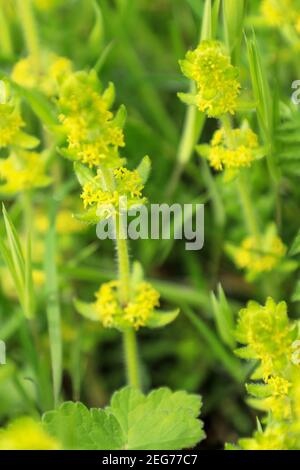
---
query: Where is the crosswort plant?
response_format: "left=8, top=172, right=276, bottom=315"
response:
left=1, top=0, right=300, bottom=452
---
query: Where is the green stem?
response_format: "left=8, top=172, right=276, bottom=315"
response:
left=101, top=167, right=141, bottom=389
left=0, top=7, right=13, bottom=58
left=115, top=213, right=130, bottom=305
left=115, top=214, right=140, bottom=388
left=221, top=115, right=260, bottom=240
left=123, top=328, right=140, bottom=389
left=237, top=171, right=260, bottom=240
left=166, top=95, right=205, bottom=197
left=17, top=0, right=40, bottom=72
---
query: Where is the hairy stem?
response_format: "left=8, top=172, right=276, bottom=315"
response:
left=221, top=114, right=260, bottom=240
left=123, top=328, right=140, bottom=389
left=101, top=167, right=141, bottom=389
left=115, top=213, right=130, bottom=305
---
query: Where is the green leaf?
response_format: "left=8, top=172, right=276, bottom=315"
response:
left=136, top=155, right=151, bottom=184
left=73, top=208, right=101, bottom=225
left=14, top=131, right=40, bottom=149
left=147, top=309, right=180, bottom=329
left=177, top=92, right=197, bottom=106
left=43, top=386, right=205, bottom=450
left=102, top=82, right=115, bottom=108
left=113, top=104, right=127, bottom=128
left=223, top=0, right=246, bottom=60
left=289, top=229, right=300, bottom=256
left=246, top=383, right=271, bottom=399
left=292, top=280, right=300, bottom=302
left=10, top=81, right=58, bottom=127
left=211, top=284, right=236, bottom=349
left=43, top=402, right=122, bottom=450
left=130, top=261, right=144, bottom=285
left=73, top=162, right=95, bottom=187
left=88, top=0, right=104, bottom=54
left=44, top=203, right=62, bottom=407
left=24, top=232, right=35, bottom=320
left=74, top=298, right=99, bottom=321
left=225, top=443, right=240, bottom=450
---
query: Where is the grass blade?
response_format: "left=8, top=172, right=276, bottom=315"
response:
left=44, top=202, right=62, bottom=407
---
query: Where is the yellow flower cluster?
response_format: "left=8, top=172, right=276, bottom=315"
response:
left=179, top=40, right=241, bottom=117
left=233, top=226, right=286, bottom=277
left=236, top=298, right=294, bottom=380
left=0, top=103, right=24, bottom=148
left=0, top=418, right=60, bottom=450
left=58, top=72, right=125, bottom=168
left=232, top=298, right=300, bottom=450
left=261, top=0, right=300, bottom=33
left=81, top=167, right=145, bottom=216
left=95, top=280, right=160, bottom=330
left=0, top=151, right=51, bottom=194
left=12, top=53, right=72, bottom=96
left=208, top=127, right=259, bottom=171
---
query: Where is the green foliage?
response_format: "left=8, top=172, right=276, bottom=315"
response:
left=0, top=205, right=35, bottom=319
left=43, top=387, right=205, bottom=450
left=230, top=297, right=300, bottom=450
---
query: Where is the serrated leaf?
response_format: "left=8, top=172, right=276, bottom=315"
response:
left=43, top=402, right=122, bottom=450
left=107, top=387, right=205, bottom=450
left=147, top=309, right=180, bottom=329
left=43, top=386, right=205, bottom=450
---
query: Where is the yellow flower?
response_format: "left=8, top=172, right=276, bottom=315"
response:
left=235, top=298, right=295, bottom=379
left=261, top=0, right=286, bottom=26
left=208, top=127, right=259, bottom=171
left=95, top=280, right=160, bottom=330
left=124, top=282, right=160, bottom=329
left=58, top=71, right=125, bottom=168
left=0, top=103, right=24, bottom=148
left=233, top=225, right=286, bottom=277
left=261, top=0, right=300, bottom=34
left=268, top=376, right=291, bottom=396
left=0, top=418, right=60, bottom=450
left=32, top=269, right=46, bottom=287
left=179, top=40, right=241, bottom=117
left=12, top=53, right=72, bottom=96
left=80, top=167, right=145, bottom=216
left=0, top=151, right=51, bottom=194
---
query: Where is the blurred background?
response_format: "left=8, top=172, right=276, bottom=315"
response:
left=0, top=0, right=300, bottom=449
